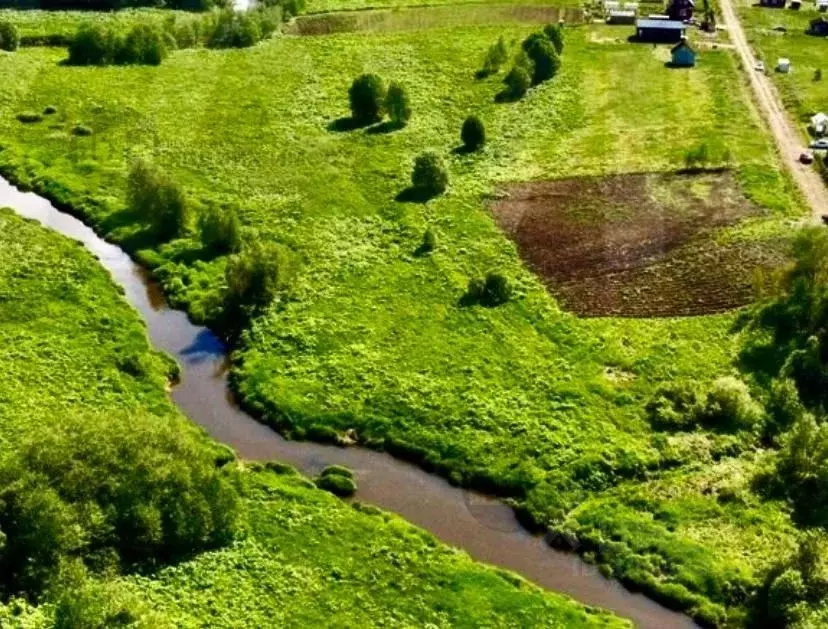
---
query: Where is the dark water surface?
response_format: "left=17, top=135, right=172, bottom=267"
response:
left=0, top=177, right=699, bottom=629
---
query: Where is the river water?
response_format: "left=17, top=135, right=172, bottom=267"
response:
left=0, top=176, right=698, bottom=629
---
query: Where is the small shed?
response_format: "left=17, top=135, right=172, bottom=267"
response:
left=635, top=18, right=687, bottom=42
left=810, top=17, right=828, bottom=35
left=671, top=38, right=697, bottom=66
left=789, top=0, right=801, bottom=10
left=812, top=113, right=828, bottom=136
left=776, top=57, right=791, bottom=72
left=608, top=9, right=637, bottom=23
left=760, top=0, right=786, bottom=7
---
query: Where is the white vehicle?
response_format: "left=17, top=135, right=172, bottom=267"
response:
left=754, top=60, right=765, bottom=72
left=810, top=138, right=828, bottom=150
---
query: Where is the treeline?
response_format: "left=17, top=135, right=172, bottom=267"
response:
left=0, top=0, right=228, bottom=11
left=0, top=412, right=240, bottom=601
left=65, top=8, right=282, bottom=65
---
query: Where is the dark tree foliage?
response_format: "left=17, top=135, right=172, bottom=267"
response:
left=0, top=415, right=240, bottom=597
left=0, top=20, right=19, bottom=52
left=385, top=81, right=411, bottom=127
left=482, top=272, right=511, bottom=306
left=198, top=202, right=242, bottom=255
left=68, top=23, right=167, bottom=66
left=524, top=35, right=560, bottom=84
left=502, top=65, right=531, bottom=100
left=36, top=0, right=222, bottom=10
left=543, top=23, right=564, bottom=55
left=478, top=36, right=508, bottom=77
left=348, top=74, right=385, bottom=125
left=411, top=152, right=448, bottom=197
left=461, top=115, right=486, bottom=151
left=225, top=240, right=290, bottom=310
left=421, top=228, right=436, bottom=253
left=127, top=158, right=189, bottom=240
left=208, top=10, right=264, bottom=49
left=749, top=228, right=828, bottom=410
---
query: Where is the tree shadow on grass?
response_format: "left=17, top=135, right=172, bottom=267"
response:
left=395, top=187, right=438, bottom=204
left=366, top=120, right=404, bottom=135
left=327, top=116, right=375, bottom=133
left=451, top=144, right=477, bottom=156
left=494, top=90, right=522, bottom=104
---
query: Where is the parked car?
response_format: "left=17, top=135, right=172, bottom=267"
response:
left=810, top=138, right=828, bottom=150
left=754, top=60, right=765, bottom=72
left=800, top=151, right=815, bottom=164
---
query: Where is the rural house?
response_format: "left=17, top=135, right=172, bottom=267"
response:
left=667, top=0, right=695, bottom=21
left=809, top=16, right=828, bottom=35
left=671, top=38, right=697, bottom=66
left=759, top=0, right=786, bottom=7
left=635, top=18, right=687, bottom=42
left=790, top=0, right=801, bottom=10
left=608, top=9, right=637, bottom=23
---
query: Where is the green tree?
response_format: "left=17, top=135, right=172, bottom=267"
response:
left=524, top=36, right=560, bottom=84
left=461, top=115, right=486, bottom=151
left=482, top=272, right=511, bottom=306
left=225, top=240, right=290, bottom=309
left=348, top=74, right=386, bottom=125
left=116, top=23, right=168, bottom=66
left=0, top=21, right=20, bottom=52
left=480, top=36, right=509, bottom=76
left=543, top=23, right=564, bottom=54
left=502, top=65, right=531, bottom=100
left=127, top=158, right=189, bottom=240
left=411, top=152, right=448, bottom=197
left=67, top=24, right=117, bottom=66
left=385, top=82, right=411, bottom=127
left=198, top=203, right=242, bottom=254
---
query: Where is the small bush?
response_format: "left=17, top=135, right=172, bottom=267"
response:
left=67, top=24, right=117, bottom=66
left=461, top=115, right=486, bottom=151
left=698, top=376, right=764, bottom=432
left=71, top=124, right=93, bottom=136
left=208, top=10, right=264, bottom=49
left=43, top=105, right=57, bottom=115
left=385, top=81, right=411, bottom=127
left=502, top=65, right=531, bottom=100
left=0, top=21, right=20, bottom=52
left=16, top=112, right=42, bottom=124
left=482, top=272, right=511, bottom=306
left=767, top=569, right=807, bottom=626
left=198, top=202, right=242, bottom=254
left=479, top=36, right=508, bottom=76
left=349, top=73, right=385, bottom=125
left=320, top=465, right=354, bottom=479
left=684, top=143, right=710, bottom=170
left=315, top=473, right=357, bottom=497
left=465, top=277, right=485, bottom=302
left=646, top=381, right=702, bottom=431
left=224, top=240, right=290, bottom=309
left=411, top=152, right=448, bottom=197
left=127, top=158, right=189, bottom=240
left=116, top=24, right=168, bottom=66
left=814, top=68, right=822, bottom=82
left=420, top=228, right=436, bottom=253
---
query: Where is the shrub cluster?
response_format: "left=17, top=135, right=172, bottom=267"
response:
left=498, top=24, right=564, bottom=102
left=198, top=202, right=242, bottom=255
left=224, top=239, right=291, bottom=311
left=477, top=36, right=508, bottom=78
left=348, top=74, right=411, bottom=127
left=0, top=20, right=20, bottom=52
left=208, top=9, right=279, bottom=49
left=461, top=115, right=486, bottom=151
left=411, top=152, right=448, bottom=198
left=0, top=414, right=240, bottom=597
left=68, top=23, right=168, bottom=66
left=127, top=157, right=189, bottom=240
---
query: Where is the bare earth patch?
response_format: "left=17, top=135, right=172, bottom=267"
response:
left=491, top=171, right=787, bottom=317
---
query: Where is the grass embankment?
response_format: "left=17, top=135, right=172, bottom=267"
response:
left=0, top=16, right=809, bottom=625
left=0, top=208, right=627, bottom=627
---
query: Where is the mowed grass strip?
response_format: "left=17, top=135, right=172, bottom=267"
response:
left=0, top=21, right=806, bottom=624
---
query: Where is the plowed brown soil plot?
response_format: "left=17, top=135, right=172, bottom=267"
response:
left=491, top=171, right=786, bottom=317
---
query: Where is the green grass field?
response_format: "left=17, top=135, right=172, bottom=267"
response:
left=0, top=207, right=627, bottom=628
left=0, top=14, right=812, bottom=626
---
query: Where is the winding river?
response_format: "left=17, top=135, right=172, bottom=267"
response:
left=0, top=176, right=698, bottom=629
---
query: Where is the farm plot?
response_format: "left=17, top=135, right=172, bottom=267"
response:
left=491, top=171, right=786, bottom=316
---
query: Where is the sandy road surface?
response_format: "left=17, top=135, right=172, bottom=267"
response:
left=718, top=0, right=828, bottom=222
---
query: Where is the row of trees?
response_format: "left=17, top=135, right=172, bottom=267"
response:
left=482, top=24, right=564, bottom=102
left=67, top=8, right=281, bottom=66
left=5, top=0, right=227, bottom=11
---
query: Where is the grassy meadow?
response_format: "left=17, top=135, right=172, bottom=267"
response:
left=0, top=207, right=627, bottom=628
left=0, top=11, right=813, bottom=626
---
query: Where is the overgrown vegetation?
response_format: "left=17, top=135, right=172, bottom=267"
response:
left=0, top=208, right=626, bottom=628
left=0, top=19, right=19, bottom=51
left=0, top=17, right=812, bottom=626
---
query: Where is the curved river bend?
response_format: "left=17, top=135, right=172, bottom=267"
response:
left=0, top=177, right=698, bottom=629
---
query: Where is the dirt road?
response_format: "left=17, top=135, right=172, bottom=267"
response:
left=718, top=0, right=828, bottom=222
